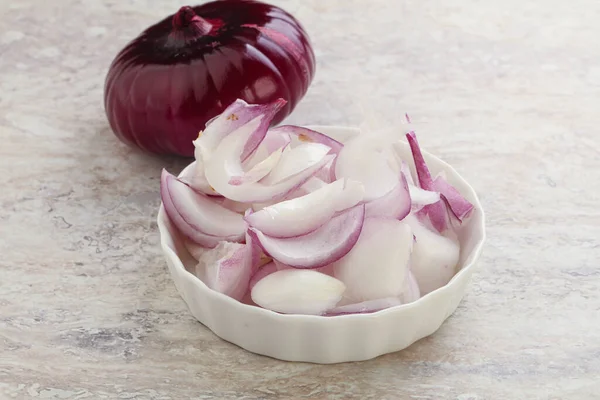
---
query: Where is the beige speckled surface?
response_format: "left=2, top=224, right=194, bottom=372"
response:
left=1, top=0, right=599, bottom=399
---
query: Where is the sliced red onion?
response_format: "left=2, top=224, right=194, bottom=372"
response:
left=283, top=177, right=328, bottom=200
left=404, top=214, right=460, bottom=295
left=178, top=160, right=217, bottom=196
left=335, top=135, right=399, bottom=201
left=325, top=297, right=402, bottom=316
left=409, top=185, right=441, bottom=210
left=229, top=143, right=288, bottom=186
left=245, top=179, right=365, bottom=238
left=248, top=261, right=278, bottom=291
left=260, top=143, right=331, bottom=185
left=364, top=173, right=410, bottom=220
left=250, top=269, right=346, bottom=315
left=193, top=98, right=286, bottom=163
left=400, top=269, right=421, bottom=304
left=405, top=131, right=447, bottom=233
left=433, top=176, right=474, bottom=221
left=242, top=130, right=291, bottom=171
left=269, top=125, right=344, bottom=153
left=160, top=169, right=244, bottom=247
left=250, top=204, right=365, bottom=269
left=202, top=242, right=253, bottom=301
left=333, top=218, right=413, bottom=303
left=162, top=169, right=245, bottom=237
left=207, top=140, right=335, bottom=203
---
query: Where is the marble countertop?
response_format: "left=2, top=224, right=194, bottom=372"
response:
left=1, top=0, right=599, bottom=399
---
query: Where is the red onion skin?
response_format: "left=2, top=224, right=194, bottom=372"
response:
left=104, top=1, right=316, bottom=157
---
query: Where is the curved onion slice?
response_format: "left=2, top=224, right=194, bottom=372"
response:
left=409, top=185, right=440, bottom=209
left=229, top=143, right=288, bottom=186
left=251, top=269, right=346, bottom=315
left=365, top=173, right=410, bottom=220
left=160, top=170, right=245, bottom=247
left=400, top=269, right=421, bottom=304
left=260, top=143, right=331, bottom=185
left=404, top=215, right=459, bottom=295
left=248, top=261, right=278, bottom=291
left=270, top=125, right=344, bottom=183
left=193, top=98, right=286, bottom=163
left=333, top=218, right=413, bottom=303
left=283, top=177, right=328, bottom=200
left=250, top=204, right=365, bottom=269
left=242, top=130, right=291, bottom=170
left=179, top=160, right=217, bottom=196
left=325, top=297, right=402, bottom=316
left=433, top=176, right=474, bottom=221
left=269, top=125, right=343, bottom=153
left=405, top=131, right=448, bottom=232
left=206, top=123, right=335, bottom=202
left=245, top=179, right=365, bottom=238
left=335, top=135, right=399, bottom=201
left=200, top=241, right=252, bottom=301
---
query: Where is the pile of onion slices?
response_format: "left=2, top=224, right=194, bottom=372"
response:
left=160, top=98, right=475, bottom=316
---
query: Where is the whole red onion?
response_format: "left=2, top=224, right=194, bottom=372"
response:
left=104, top=0, right=316, bottom=157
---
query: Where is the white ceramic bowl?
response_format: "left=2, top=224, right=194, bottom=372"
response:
left=157, top=126, right=486, bottom=364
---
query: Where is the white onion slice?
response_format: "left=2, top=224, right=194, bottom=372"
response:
left=248, top=261, right=278, bottom=291
left=269, top=125, right=343, bottom=153
left=160, top=169, right=245, bottom=247
left=405, top=131, right=448, bottom=233
left=179, top=160, right=216, bottom=196
left=364, top=173, right=410, bottom=220
left=193, top=98, right=286, bottom=163
left=250, top=204, right=365, bottom=269
left=251, top=269, right=346, bottom=315
left=269, top=125, right=344, bottom=182
left=245, top=179, right=365, bottom=238
left=260, top=143, right=331, bottom=185
left=404, top=215, right=459, bottom=295
left=229, top=144, right=288, bottom=186
left=326, top=297, right=402, bottom=316
left=335, top=135, right=399, bottom=201
left=206, top=123, right=335, bottom=202
left=409, top=185, right=440, bottom=209
left=333, top=218, right=413, bottom=303
left=433, top=176, right=474, bottom=221
left=201, top=241, right=252, bottom=301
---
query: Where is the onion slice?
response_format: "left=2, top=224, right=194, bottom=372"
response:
left=325, top=297, right=402, bottom=316
left=404, top=214, right=459, bottom=295
left=248, top=261, right=278, bottom=291
left=193, top=98, right=286, bottom=162
left=335, top=135, right=399, bottom=201
left=250, top=204, right=365, bottom=269
left=260, top=143, right=331, bottom=185
left=229, top=143, right=288, bottom=186
left=333, top=218, right=413, bottom=303
left=405, top=131, right=448, bottom=232
left=205, top=121, right=335, bottom=202
left=245, top=179, right=365, bottom=238
left=160, top=169, right=245, bottom=247
left=364, top=173, right=410, bottom=220
left=251, top=269, right=346, bottom=315
left=201, top=241, right=253, bottom=301
left=433, top=176, right=474, bottom=221
left=270, top=125, right=344, bottom=182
